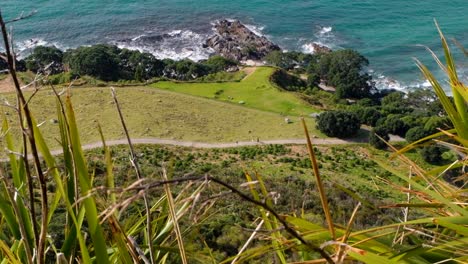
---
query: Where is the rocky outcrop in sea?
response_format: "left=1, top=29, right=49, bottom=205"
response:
left=204, top=20, right=281, bottom=61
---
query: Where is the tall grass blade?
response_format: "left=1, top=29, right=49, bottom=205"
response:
left=244, top=171, right=287, bottom=263
left=0, top=239, right=21, bottom=264
left=29, top=98, right=92, bottom=262
left=98, top=124, right=116, bottom=205
left=435, top=21, right=468, bottom=127
left=64, top=94, right=110, bottom=263
left=162, top=168, right=188, bottom=264
left=301, top=118, right=335, bottom=239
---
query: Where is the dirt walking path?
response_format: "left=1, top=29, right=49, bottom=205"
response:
left=44, top=135, right=404, bottom=156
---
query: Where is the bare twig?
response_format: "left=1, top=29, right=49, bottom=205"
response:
left=0, top=11, right=48, bottom=263
left=232, top=218, right=265, bottom=264
left=106, top=174, right=333, bottom=262
left=111, top=87, right=155, bottom=264
left=5, top=10, right=37, bottom=24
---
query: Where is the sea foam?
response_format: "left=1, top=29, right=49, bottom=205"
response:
left=114, top=29, right=213, bottom=61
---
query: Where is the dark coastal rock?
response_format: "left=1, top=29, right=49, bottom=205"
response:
left=311, top=43, right=332, bottom=54
left=205, top=20, right=281, bottom=61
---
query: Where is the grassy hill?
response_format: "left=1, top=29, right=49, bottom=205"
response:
left=151, top=67, right=318, bottom=116
left=1, top=86, right=321, bottom=151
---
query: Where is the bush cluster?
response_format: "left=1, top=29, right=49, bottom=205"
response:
left=23, top=45, right=238, bottom=82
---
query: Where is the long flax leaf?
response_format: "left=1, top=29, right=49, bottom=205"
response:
left=244, top=171, right=287, bottom=264
left=301, top=118, right=335, bottom=239
left=64, top=94, right=110, bottom=263
left=435, top=21, right=468, bottom=127
left=255, top=172, right=287, bottom=262
left=31, top=104, right=91, bottom=263
left=162, top=169, right=188, bottom=264
left=415, top=61, right=468, bottom=140
left=0, top=239, right=21, bottom=264
left=2, top=118, right=35, bottom=247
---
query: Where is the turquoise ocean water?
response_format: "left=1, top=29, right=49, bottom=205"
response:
left=2, top=0, right=467, bottom=90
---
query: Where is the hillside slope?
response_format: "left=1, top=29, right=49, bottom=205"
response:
left=152, top=67, right=317, bottom=116
left=1, top=87, right=320, bottom=150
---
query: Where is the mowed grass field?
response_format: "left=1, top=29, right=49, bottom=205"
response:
left=152, top=67, right=318, bottom=116
left=0, top=86, right=321, bottom=151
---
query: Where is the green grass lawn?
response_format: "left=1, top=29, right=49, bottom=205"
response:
left=0, top=86, right=321, bottom=151
left=151, top=67, right=318, bottom=116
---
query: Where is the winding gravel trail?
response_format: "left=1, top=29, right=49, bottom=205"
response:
left=46, top=135, right=403, bottom=156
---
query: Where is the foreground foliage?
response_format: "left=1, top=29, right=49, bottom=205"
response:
left=0, top=13, right=465, bottom=264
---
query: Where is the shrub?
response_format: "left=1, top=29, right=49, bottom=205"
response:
left=119, top=49, right=165, bottom=80
left=382, top=114, right=409, bottom=136
left=419, top=145, right=446, bottom=164
left=265, top=51, right=316, bottom=71
left=316, top=49, right=373, bottom=99
left=405, top=126, right=430, bottom=143
left=353, top=106, right=382, bottom=126
left=65, top=44, right=120, bottom=81
left=316, top=110, right=360, bottom=138
left=270, top=69, right=307, bottom=92
left=25, top=45, right=64, bottom=74
left=203, top=55, right=238, bottom=72
left=369, top=126, right=390, bottom=149
left=163, top=59, right=211, bottom=80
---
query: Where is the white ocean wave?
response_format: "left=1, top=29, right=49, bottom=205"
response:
left=245, top=24, right=265, bottom=37
left=114, top=29, right=214, bottom=61
left=373, top=73, right=444, bottom=92
left=318, top=26, right=332, bottom=35
left=14, top=38, right=68, bottom=59
left=301, top=41, right=331, bottom=54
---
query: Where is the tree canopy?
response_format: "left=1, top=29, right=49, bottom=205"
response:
left=316, top=110, right=360, bottom=138
left=25, top=46, right=64, bottom=74
left=369, top=126, right=390, bottom=149
left=65, top=44, right=120, bottom=81
left=315, top=49, right=373, bottom=99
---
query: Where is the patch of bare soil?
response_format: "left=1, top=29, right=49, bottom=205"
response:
left=0, top=74, right=15, bottom=93
left=241, top=67, right=257, bottom=79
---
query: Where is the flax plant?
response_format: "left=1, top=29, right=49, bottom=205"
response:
left=233, top=24, right=467, bottom=263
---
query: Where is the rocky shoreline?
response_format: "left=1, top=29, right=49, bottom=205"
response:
left=204, top=19, right=331, bottom=62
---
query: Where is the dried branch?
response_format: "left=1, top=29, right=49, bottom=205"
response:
left=111, top=87, right=155, bottom=263
left=5, top=10, right=37, bottom=24
left=0, top=10, right=48, bottom=264
left=127, top=175, right=334, bottom=263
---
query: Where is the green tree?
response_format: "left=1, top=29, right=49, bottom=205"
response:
left=380, top=91, right=412, bottom=115
left=270, top=69, right=306, bottom=92
left=203, top=55, right=237, bottom=72
left=419, top=145, right=446, bottom=164
left=383, top=114, right=409, bottom=137
left=405, top=126, right=430, bottom=143
left=65, top=44, right=120, bottom=81
left=306, top=72, right=320, bottom=88
left=25, top=46, right=64, bottom=74
left=316, top=110, right=360, bottom=138
left=266, top=51, right=316, bottom=71
left=424, top=116, right=452, bottom=132
left=406, top=88, right=444, bottom=115
left=134, top=64, right=143, bottom=82
left=353, top=106, right=382, bottom=126
left=119, top=49, right=164, bottom=80
left=316, top=49, right=373, bottom=99
left=163, top=59, right=210, bottom=80
left=369, top=126, right=390, bottom=149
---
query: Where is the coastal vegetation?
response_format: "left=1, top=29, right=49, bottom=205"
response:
left=0, top=11, right=466, bottom=264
